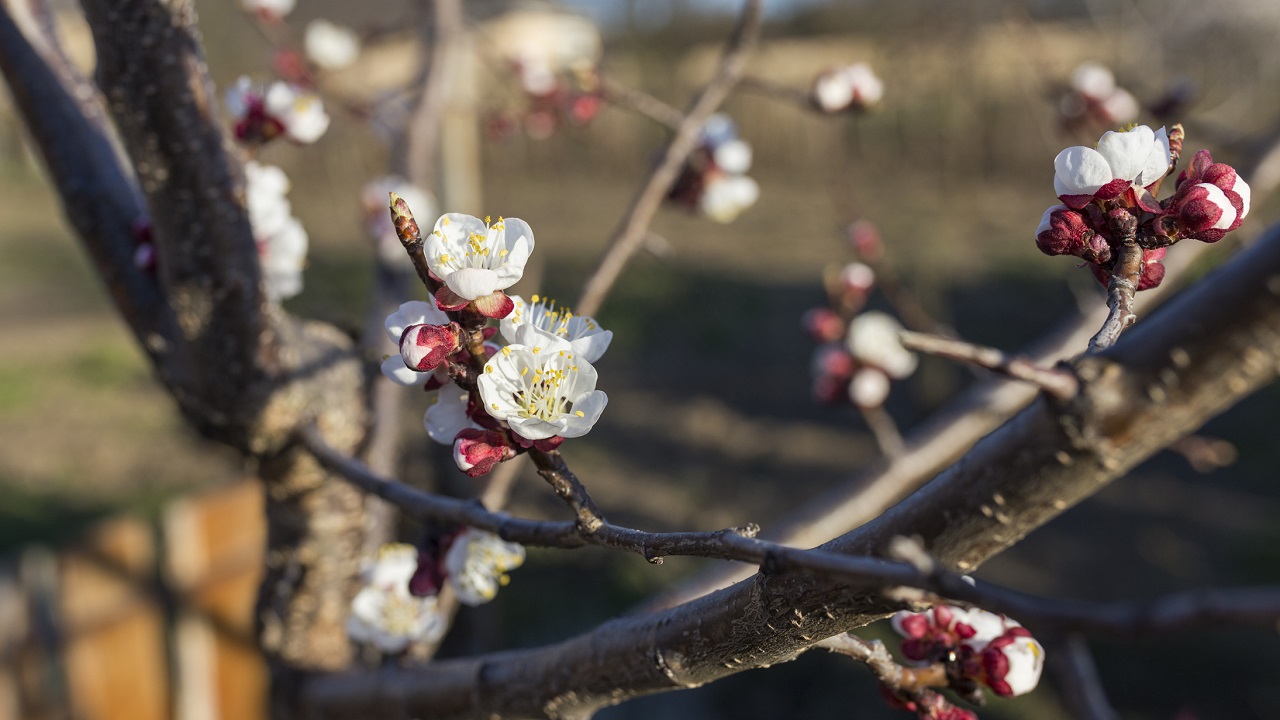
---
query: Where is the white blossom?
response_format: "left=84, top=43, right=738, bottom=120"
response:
left=346, top=543, right=447, bottom=653
left=444, top=529, right=526, bottom=606
left=425, top=214, right=535, bottom=301
left=845, top=311, right=917, bottom=379
left=240, top=0, right=294, bottom=20
left=1069, top=62, right=1115, bottom=98
left=500, top=295, right=612, bottom=363
left=1053, top=125, right=1170, bottom=199
left=712, top=139, right=753, bottom=175
left=245, top=161, right=307, bottom=301
left=477, top=335, right=607, bottom=441
left=1098, top=88, right=1139, bottom=124
left=264, top=83, right=330, bottom=144
left=698, top=174, right=759, bottom=224
left=812, top=63, right=883, bottom=112
left=305, top=20, right=361, bottom=70
left=700, top=113, right=738, bottom=147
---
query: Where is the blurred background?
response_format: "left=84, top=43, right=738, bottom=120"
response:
left=2, top=0, right=1280, bottom=717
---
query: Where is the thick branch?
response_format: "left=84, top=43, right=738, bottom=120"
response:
left=575, top=0, right=763, bottom=317
left=80, top=0, right=271, bottom=448
left=0, top=0, right=182, bottom=359
left=305, top=225, right=1280, bottom=718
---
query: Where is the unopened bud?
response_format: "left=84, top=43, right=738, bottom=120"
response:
left=802, top=307, right=844, bottom=343
left=452, top=428, right=515, bottom=478
left=389, top=192, right=423, bottom=248
left=400, top=323, right=461, bottom=372
left=846, top=220, right=883, bottom=261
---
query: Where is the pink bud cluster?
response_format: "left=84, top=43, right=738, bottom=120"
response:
left=485, top=62, right=602, bottom=142
left=891, top=605, right=1045, bottom=700
left=1036, top=126, right=1249, bottom=291
left=805, top=222, right=916, bottom=409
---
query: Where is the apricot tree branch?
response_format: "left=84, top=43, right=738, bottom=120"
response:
left=80, top=0, right=273, bottom=446
left=302, top=222, right=1280, bottom=718
left=598, top=75, right=684, bottom=131
left=656, top=232, right=1216, bottom=609
left=575, top=0, right=763, bottom=317
left=899, top=330, right=1079, bottom=401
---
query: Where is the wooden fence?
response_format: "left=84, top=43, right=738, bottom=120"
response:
left=0, top=481, right=267, bottom=720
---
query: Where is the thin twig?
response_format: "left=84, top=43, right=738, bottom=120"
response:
left=736, top=75, right=814, bottom=110
left=1089, top=221, right=1142, bottom=351
left=599, top=76, right=684, bottom=131
left=1045, top=634, right=1119, bottom=720
left=899, top=330, right=1079, bottom=401
left=528, top=450, right=605, bottom=534
left=858, top=404, right=906, bottom=458
left=575, top=0, right=763, bottom=317
left=816, top=634, right=948, bottom=694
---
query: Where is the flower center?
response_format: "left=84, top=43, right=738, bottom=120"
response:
left=519, top=295, right=599, bottom=338
left=434, top=215, right=510, bottom=273
left=512, top=355, right=577, bottom=421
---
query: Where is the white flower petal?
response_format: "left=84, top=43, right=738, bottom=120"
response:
left=560, top=391, right=607, bottom=438
left=384, top=300, right=450, bottom=345
left=445, top=267, right=500, bottom=300
left=569, top=331, right=613, bottom=364
left=1136, top=126, right=1171, bottom=187
left=1053, top=145, right=1111, bottom=197
left=1036, top=204, right=1067, bottom=236
left=999, top=636, right=1046, bottom=696
left=1096, top=125, right=1154, bottom=184
left=305, top=20, right=360, bottom=70
left=1232, top=175, right=1252, bottom=219
left=424, top=385, right=478, bottom=444
left=713, top=139, right=753, bottom=174
left=381, top=355, right=431, bottom=387
left=1070, top=62, right=1115, bottom=97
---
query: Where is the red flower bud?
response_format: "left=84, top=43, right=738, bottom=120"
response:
left=1035, top=206, right=1096, bottom=258
left=400, top=322, right=461, bottom=372
left=802, top=307, right=844, bottom=343
left=452, top=428, right=515, bottom=478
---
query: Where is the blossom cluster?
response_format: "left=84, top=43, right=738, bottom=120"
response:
left=346, top=531, right=526, bottom=653
left=1059, top=62, right=1138, bottom=132
left=381, top=209, right=611, bottom=479
left=226, top=77, right=330, bottom=146
left=1037, top=124, right=1250, bottom=290
left=810, top=63, right=884, bottom=114
left=245, top=161, right=308, bottom=301
left=804, top=223, right=917, bottom=409
left=667, top=114, right=760, bottom=223
left=888, top=604, right=1044, bottom=706
left=483, top=14, right=604, bottom=141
